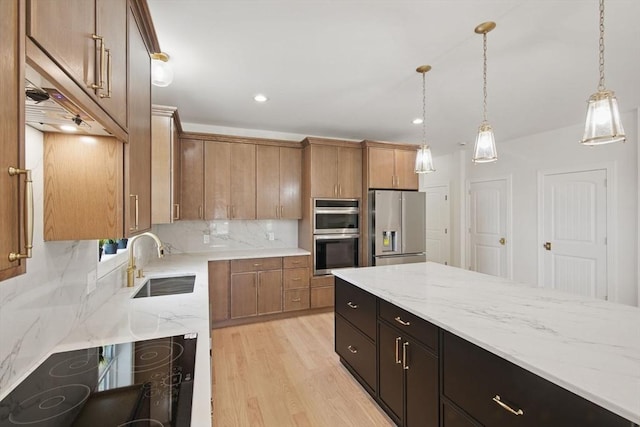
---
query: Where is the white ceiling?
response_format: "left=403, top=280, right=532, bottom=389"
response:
left=147, top=0, right=640, bottom=154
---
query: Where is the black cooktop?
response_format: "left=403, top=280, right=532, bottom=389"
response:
left=0, top=333, right=197, bottom=427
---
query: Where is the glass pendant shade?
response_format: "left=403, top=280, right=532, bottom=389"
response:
left=472, top=122, right=497, bottom=163
left=151, top=53, right=174, bottom=87
left=415, top=145, right=435, bottom=173
left=581, top=89, right=626, bottom=145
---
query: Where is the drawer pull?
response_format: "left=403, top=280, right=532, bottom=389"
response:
left=292, top=277, right=301, bottom=281
left=394, top=316, right=411, bottom=326
left=292, top=261, right=301, bottom=264
left=347, top=301, right=358, bottom=309
left=253, top=263, right=262, bottom=267
left=395, top=337, right=402, bottom=364
left=402, top=341, right=409, bottom=370
left=492, top=395, right=524, bottom=416
left=291, top=298, right=301, bottom=302
left=347, top=345, right=358, bottom=354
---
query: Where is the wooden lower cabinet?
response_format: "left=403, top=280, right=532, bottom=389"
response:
left=230, top=272, right=257, bottom=318
left=257, top=270, right=283, bottom=315
left=335, top=314, right=376, bottom=393
left=208, top=261, right=229, bottom=324
left=378, top=321, right=439, bottom=427
left=284, top=289, right=310, bottom=312
left=310, top=274, right=335, bottom=308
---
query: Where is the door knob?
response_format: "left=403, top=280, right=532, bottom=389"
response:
left=544, top=242, right=551, bottom=251
left=499, top=237, right=506, bottom=245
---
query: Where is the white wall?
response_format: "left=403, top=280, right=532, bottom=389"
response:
left=430, top=109, right=638, bottom=306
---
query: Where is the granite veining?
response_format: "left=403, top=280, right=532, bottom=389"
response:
left=333, top=262, right=640, bottom=423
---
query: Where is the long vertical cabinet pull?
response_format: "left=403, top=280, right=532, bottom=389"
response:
left=129, top=194, right=139, bottom=231
left=100, top=49, right=113, bottom=98
left=8, top=167, right=34, bottom=262
left=395, top=337, right=402, bottom=364
left=90, top=34, right=105, bottom=90
left=173, top=204, right=180, bottom=220
left=402, top=341, right=410, bottom=370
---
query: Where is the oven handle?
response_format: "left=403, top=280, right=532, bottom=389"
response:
left=314, top=234, right=360, bottom=240
left=314, top=208, right=360, bottom=215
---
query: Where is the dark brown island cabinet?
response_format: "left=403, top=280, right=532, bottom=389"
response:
left=334, top=278, right=637, bottom=427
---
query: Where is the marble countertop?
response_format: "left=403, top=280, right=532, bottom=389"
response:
left=51, top=247, right=308, bottom=425
left=333, top=262, right=640, bottom=424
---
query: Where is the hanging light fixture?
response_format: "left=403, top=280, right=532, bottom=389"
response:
left=472, top=21, right=498, bottom=164
left=151, top=52, right=174, bottom=87
left=414, top=65, right=435, bottom=174
left=581, top=0, right=625, bottom=145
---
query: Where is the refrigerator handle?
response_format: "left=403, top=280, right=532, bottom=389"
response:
left=400, top=194, right=406, bottom=253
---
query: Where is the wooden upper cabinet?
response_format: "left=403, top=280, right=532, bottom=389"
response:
left=308, top=140, right=362, bottom=199
left=0, top=0, right=26, bottom=281
left=151, top=106, right=181, bottom=224
left=367, top=145, right=418, bottom=190
left=256, top=145, right=302, bottom=219
left=126, top=6, right=151, bottom=235
left=204, top=142, right=256, bottom=220
left=44, top=134, right=124, bottom=240
left=27, top=0, right=128, bottom=130
left=180, top=138, right=204, bottom=220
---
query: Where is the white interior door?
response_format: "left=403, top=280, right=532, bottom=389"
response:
left=469, top=179, right=509, bottom=278
left=424, top=185, right=450, bottom=265
left=541, top=169, right=607, bottom=299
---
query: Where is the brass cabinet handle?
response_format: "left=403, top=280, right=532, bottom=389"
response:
left=395, top=337, right=402, bottom=364
left=346, top=301, right=358, bottom=309
left=338, top=184, right=342, bottom=197
left=291, top=260, right=301, bottom=264
left=99, top=48, right=112, bottom=98
left=492, top=395, right=524, bottom=416
left=275, top=205, right=279, bottom=218
left=90, top=34, right=105, bottom=90
left=8, top=167, right=33, bottom=262
left=334, top=184, right=337, bottom=197
left=394, top=316, right=411, bottom=326
left=198, top=205, right=203, bottom=219
left=226, top=205, right=230, bottom=218
left=129, top=194, right=139, bottom=231
left=347, top=345, right=358, bottom=354
left=544, top=241, right=551, bottom=251
left=173, top=203, right=180, bottom=220
left=402, top=341, right=409, bottom=370
left=499, top=237, right=506, bottom=245
left=280, top=205, right=284, bottom=217
left=232, top=205, right=236, bottom=218
left=292, top=297, right=301, bottom=302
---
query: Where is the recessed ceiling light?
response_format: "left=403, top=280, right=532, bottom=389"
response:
left=254, top=94, right=268, bottom=103
left=60, top=124, right=77, bottom=132
left=412, top=118, right=423, bottom=125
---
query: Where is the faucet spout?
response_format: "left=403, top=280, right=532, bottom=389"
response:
left=126, top=232, right=165, bottom=287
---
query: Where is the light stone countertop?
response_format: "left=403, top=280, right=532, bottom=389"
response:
left=332, top=262, right=640, bottom=424
left=56, top=247, right=309, bottom=426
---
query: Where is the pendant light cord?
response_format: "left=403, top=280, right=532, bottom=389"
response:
left=598, top=0, right=606, bottom=91
left=482, top=32, right=488, bottom=122
left=421, top=71, right=427, bottom=145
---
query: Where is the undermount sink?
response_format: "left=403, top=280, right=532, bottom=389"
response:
left=133, top=275, right=196, bottom=298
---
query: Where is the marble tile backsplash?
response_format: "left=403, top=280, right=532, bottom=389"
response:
left=154, top=219, right=298, bottom=254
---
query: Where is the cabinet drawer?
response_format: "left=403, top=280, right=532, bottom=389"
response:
left=284, top=289, right=310, bottom=311
left=311, top=274, right=334, bottom=288
left=283, top=268, right=309, bottom=289
left=231, top=257, right=282, bottom=273
left=442, top=332, right=630, bottom=427
left=283, top=255, right=309, bottom=269
left=335, top=278, right=376, bottom=340
left=379, top=299, right=438, bottom=352
left=335, top=314, right=376, bottom=392
left=310, top=286, right=334, bottom=308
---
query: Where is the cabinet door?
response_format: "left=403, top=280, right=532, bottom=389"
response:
left=180, top=139, right=204, bottom=220
left=230, top=272, right=257, bottom=318
left=310, top=145, right=338, bottom=197
left=204, top=141, right=231, bottom=219
left=151, top=114, right=172, bottom=224
left=443, top=403, right=480, bottom=427
left=337, top=146, right=362, bottom=198
left=405, top=338, right=439, bottom=427
left=126, top=6, right=151, bottom=234
left=171, top=119, right=181, bottom=221
left=257, top=270, right=282, bottom=315
left=28, top=0, right=96, bottom=97
left=279, top=147, right=301, bottom=218
left=368, top=147, right=395, bottom=189
left=0, top=0, right=25, bottom=281
left=230, top=143, right=256, bottom=219
left=95, top=0, right=127, bottom=128
left=256, top=145, right=280, bottom=219
left=209, top=261, right=230, bottom=323
left=378, top=321, right=404, bottom=424
left=395, top=149, right=419, bottom=190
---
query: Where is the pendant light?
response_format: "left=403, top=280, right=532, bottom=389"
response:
left=151, top=52, right=174, bottom=87
left=581, top=0, right=625, bottom=145
left=472, top=22, right=498, bottom=163
left=414, top=65, right=435, bottom=174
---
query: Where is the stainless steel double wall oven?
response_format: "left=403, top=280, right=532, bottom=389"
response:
left=313, top=199, right=359, bottom=275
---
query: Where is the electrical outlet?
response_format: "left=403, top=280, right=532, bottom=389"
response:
left=267, top=232, right=275, bottom=241
left=86, top=269, right=97, bottom=295
left=203, top=233, right=210, bottom=244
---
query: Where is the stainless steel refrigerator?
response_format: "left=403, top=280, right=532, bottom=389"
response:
left=369, top=190, right=426, bottom=266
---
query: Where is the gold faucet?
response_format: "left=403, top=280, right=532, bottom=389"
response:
left=127, top=232, right=165, bottom=287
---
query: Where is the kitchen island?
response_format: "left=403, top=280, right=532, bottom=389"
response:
left=333, top=262, right=640, bottom=426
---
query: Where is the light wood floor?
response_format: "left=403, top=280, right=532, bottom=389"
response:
left=211, top=312, right=395, bottom=427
